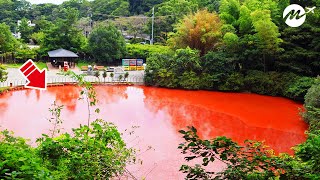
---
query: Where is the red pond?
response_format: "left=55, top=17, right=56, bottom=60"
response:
left=0, top=86, right=308, bottom=179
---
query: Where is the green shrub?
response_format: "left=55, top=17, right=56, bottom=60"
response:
left=178, top=127, right=320, bottom=179
left=0, top=93, right=135, bottom=180
left=88, top=24, right=126, bottom=63
left=94, top=71, right=100, bottom=80
left=179, top=71, right=200, bottom=90
left=178, top=127, right=300, bottom=179
left=0, top=65, right=8, bottom=82
left=36, top=120, right=135, bottom=179
left=219, top=73, right=245, bottom=91
left=129, top=38, right=146, bottom=44
left=155, top=69, right=178, bottom=88
left=126, top=44, right=170, bottom=59
left=200, top=51, right=236, bottom=89
left=243, top=70, right=275, bottom=95
left=172, top=48, right=201, bottom=76
left=199, top=73, right=218, bottom=90
left=202, top=51, right=236, bottom=77
left=243, top=71, right=298, bottom=96
left=0, top=87, right=10, bottom=94
left=144, top=51, right=176, bottom=88
left=145, top=47, right=201, bottom=89
left=0, top=121, right=135, bottom=180
left=285, top=76, right=315, bottom=100
left=145, top=50, right=174, bottom=72
left=15, top=47, right=37, bottom=62
left=303, top=78, right=320, bottom=130
left=269, top=72, right=297, bottom=96
left=102, top=70, right=107, bottom=82
left=0, top=130, right=51, bottom=179
left=144, top=70, right=156, bottom=86
left=295, top=131, right=320, bottom=177
left=143, top=47, right=314, bottom=103
left=304, top=78, right=320, bottom=109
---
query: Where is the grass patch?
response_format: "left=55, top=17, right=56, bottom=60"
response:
left=2, top=62, right=48, bottom=70
left=2, top=63, right=23, bottom=68
left=0, top=87, right=10, bottom=94
left=35, top=62, right=48, bottom=70
left=77, top=61, right=91, bottom=69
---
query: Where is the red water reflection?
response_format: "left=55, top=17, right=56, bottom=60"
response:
left=143, top=87, right=308, bottom=154
left=0, top=86, right=307, bottom=179
left=47, top=86, right=80, bottom=112
left=0, top=92, right=11, bottom=117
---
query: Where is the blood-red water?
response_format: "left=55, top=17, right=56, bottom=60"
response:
left=0, top=86, right=307, bottom=179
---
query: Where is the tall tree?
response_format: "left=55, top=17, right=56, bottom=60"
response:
left=30, top=3, right=59, bottom=21
left=194, top=0, right=221, bottom=13
left=277, top=0, right=320, bottom=76
left=33, top=17, right=52, bottom=32
left=91, top=0, right=130, bottom=21
left=0, top=23, right=17, bottom=53
left=129, top=0, right=164, bottom=15
left=40, top=8, right=87, bottom=54
left=61, top=0, right=91, bottom=18
left=219, top=0, right=283, bottom=71
left=15, top=45, right=37, bottom=62
left=251, top=10, right=282, bottom=72
left=149, top=0, right=197, bottom=43
left=18, top=18, right=34, bottom=43
left=168, top=9, right=223, bottom=56
left=0, top=0, right=32, bottom=32
left=110, top=1, right=130, bottom=16
left=88, top=23, right=126, bottom=63
left=13, top=0, right=32, bottom=18
left=0, top=0, right=18, bottom=31
left=113, top=16, right=147, bottom=40
left=219, top=0, right=240, bottom=25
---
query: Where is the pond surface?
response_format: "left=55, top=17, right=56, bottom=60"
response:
left=0, top=86, right=307, bottom=179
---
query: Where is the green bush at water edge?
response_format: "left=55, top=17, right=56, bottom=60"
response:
left=145, top=48, right=315, bottom=100
left=0, top=130, right=51, bottom=179
left=0, top=87, right=10, bottom=94
left=0, top=120, right=135, bottom=179
left=303, top=78, right=320, bottom=131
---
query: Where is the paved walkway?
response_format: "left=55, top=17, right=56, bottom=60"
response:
left=46, top=62, right=81, bottom=71
left=1, top=67, right=145, bottom=87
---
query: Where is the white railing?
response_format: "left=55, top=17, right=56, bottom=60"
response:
left=0, top=76, right=144, bottom=88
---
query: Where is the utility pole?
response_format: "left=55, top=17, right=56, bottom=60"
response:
left=87, top=8, right=93, bottom=38
left=151, top=7, right=154, bottom=45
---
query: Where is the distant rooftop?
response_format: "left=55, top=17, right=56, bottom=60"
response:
left=48, top=48, right=79, bottom=58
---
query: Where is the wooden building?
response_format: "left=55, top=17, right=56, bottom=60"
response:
left=48, top=48, right=78, bottom=68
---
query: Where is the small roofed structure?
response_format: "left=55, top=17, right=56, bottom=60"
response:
left=48, top=48, right=78, bottom=68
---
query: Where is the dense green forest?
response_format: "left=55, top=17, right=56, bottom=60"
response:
left=144, top=0, right=319, bottom=102
left=0, top=0, right=320, bottom=179
left=0, top=0, right=319, bottom=76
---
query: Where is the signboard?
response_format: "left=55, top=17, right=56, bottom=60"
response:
left=129, top=59, right=137, bottom=66
left=122, top=59, right=130, bottom=66
left=137, top=66, right=144, bottom=71
left=122, top=59, right=144, bottom=71
left=137, top=59, right=143, bottom=66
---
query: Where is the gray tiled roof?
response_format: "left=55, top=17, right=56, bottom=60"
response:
left=48, top=48, right=79, bottom=58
